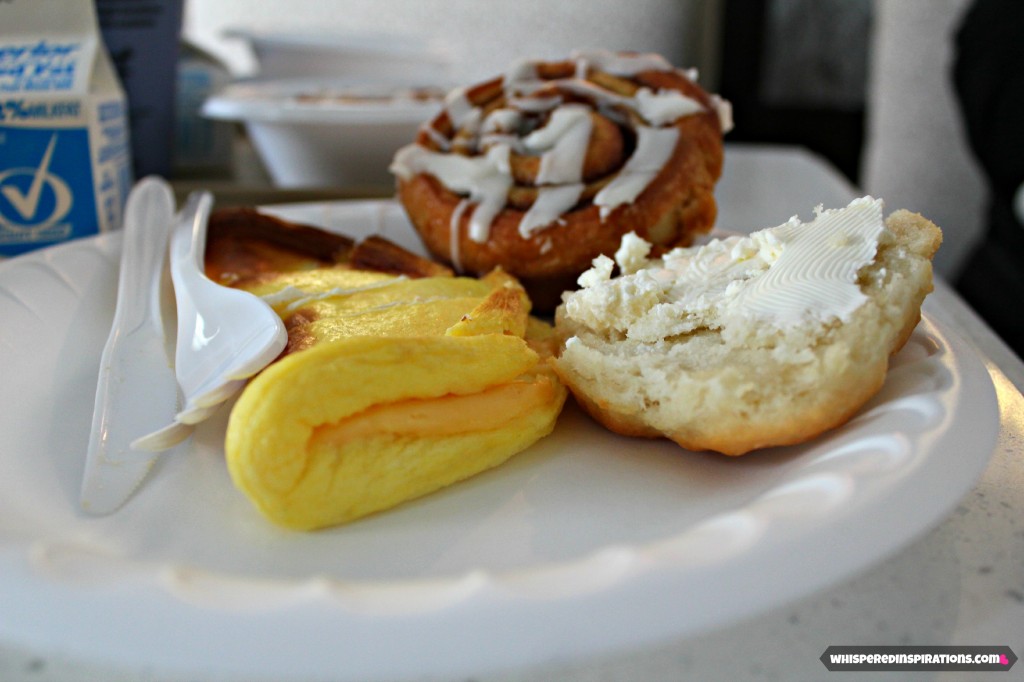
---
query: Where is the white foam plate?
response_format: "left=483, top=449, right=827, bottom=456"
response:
left=0, top=200, right=999, bottom=681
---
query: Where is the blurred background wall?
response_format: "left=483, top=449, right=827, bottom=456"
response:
left=180, top=0, right=987, bottom=281
left=862, top=0, right=985, bottom=281
left=183, top=0, right=723, bottom=84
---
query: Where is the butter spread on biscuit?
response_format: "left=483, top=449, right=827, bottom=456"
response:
left=565, top=196, right=887, bottom=341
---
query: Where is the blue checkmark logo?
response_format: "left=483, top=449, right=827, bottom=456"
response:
left=0, top=132, right=73, bottom=229
left=0, top=125, right=101, bottom=255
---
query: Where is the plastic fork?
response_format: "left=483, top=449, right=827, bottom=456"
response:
left=132, top=190, right=288, bottom=451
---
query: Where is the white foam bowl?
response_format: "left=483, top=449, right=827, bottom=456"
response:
left=203, top=79, right=444, bottom=188
left=225, top=28, right=451, bottom=83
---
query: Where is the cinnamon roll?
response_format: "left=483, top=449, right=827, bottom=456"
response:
left=390, top=49, right=732, bottom=311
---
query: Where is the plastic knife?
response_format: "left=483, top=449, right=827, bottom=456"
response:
left=80, top=176, right=189, bottom=515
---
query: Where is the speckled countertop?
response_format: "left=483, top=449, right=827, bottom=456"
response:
left=1, top=146, right=1020, bottom=682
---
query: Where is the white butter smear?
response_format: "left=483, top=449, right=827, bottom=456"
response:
left=565, top=197, right=886, bottom=340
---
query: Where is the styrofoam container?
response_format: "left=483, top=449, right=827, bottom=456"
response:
left=224, top=28, right=451, bottom=83
left=202, top=79, right=444, bottom=188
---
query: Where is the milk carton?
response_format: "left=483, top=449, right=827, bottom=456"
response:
left=0, top=0, right=132, bottom=258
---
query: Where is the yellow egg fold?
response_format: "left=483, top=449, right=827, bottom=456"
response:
left=225, top=265, right=566, bottom=530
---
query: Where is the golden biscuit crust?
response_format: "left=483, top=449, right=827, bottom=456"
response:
left=553, top=209, right=942, bottom=456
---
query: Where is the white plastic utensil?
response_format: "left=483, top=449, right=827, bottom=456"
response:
left=81, top=177, right=181, bottom=514
left=132, top=191, right=287, bottom=451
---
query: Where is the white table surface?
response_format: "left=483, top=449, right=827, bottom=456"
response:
left=2, top=144, right=1021, bottom=681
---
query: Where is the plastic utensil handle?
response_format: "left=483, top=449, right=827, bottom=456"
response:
left=114, top=177, right=175, bottom=334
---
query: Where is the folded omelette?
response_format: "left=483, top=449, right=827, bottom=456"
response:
left=206, top=209, right=567, bottom=530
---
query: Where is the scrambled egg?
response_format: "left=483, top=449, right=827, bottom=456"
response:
left=224, top=267, right=566, bottom=530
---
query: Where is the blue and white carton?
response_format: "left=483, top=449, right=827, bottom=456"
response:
left=0, top=0, right=133, bottom=258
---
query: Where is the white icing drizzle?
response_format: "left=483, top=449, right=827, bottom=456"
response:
left=634, top=87, right=704, bottom=126
left=523, top=104, right=593, bottom=184
left=527, top=79, right=698, bottom=127
left=594, top=126, right=679, bottom=218
left=390, top=49, right=722, bottom=245
left=569, top=49, right=674, bottom=76
left=453, top=109, right=483, bottom=144
left=711, top=94, right=734, bottom=133
left=479, top=108, right=525, bottom=152
left=479, top=132, right=522, bottom=152
left=391, top=143, right=512, bottom=244
left=443, top=87, right=476, bottom=128
left=520, top=184, right=584, bottom=238
left=419, top=123, right=451, bottom=151
left=467, top=146, right=513, bottom=241
left=506, top=95, right=562, bottom=114
left=449, top=198, right=470, bottom=272
left=482, top=108, right=522, bottom=134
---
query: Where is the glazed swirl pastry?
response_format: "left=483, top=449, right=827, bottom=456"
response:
left=391, top=49, right=731, bottom=310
